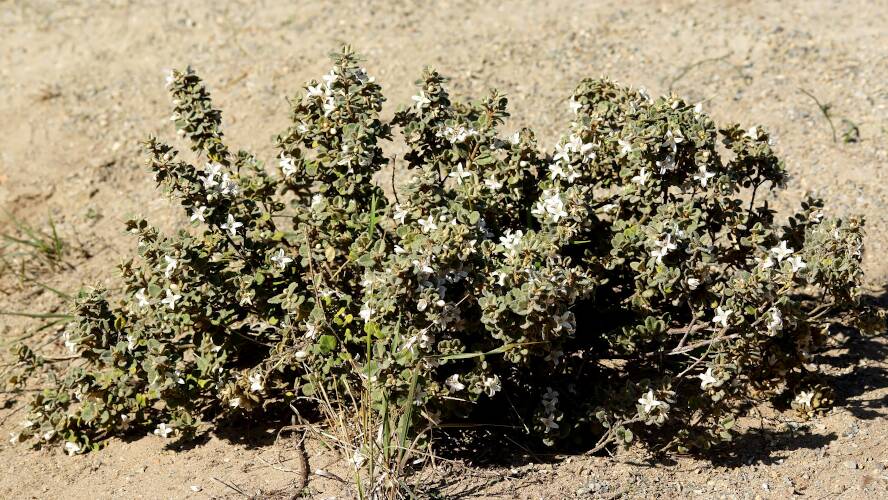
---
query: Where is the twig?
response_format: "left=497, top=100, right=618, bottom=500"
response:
left=0, top=405, right=24, bottom=426
left=799, top=88, right=837, bottom=143
left=211, top=477, right=250, bottom=497
left=669, top=332, right=739, bottom=356
left=667, top=52, right=732, bottom=91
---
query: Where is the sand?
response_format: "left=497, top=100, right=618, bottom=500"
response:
left=1, top=1, right=886, bottom=498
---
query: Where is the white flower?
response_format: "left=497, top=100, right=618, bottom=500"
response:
left=698, top=368, right=719, bottom=390
left=532, top=189, right=568, bottom=222
left=392, top=204, right=408, bottom=224
left=618, top=139, right=633, bottom=155
left=482, top=375, right=502, bottom=397
left=190, top=205, right=207, bottom=223
left=445, top=374, right=465, bottom=392
left=62, top=330, right=77, bottom=353
left=637, top=389, right=666, bottom=414
left=448, top=163, right=473, bottom=185
left=271, top=249, right=293, bottom=269
left=161, top=288, right=181, bottom=311
left=219, top=174, right=239, bottom=196
left=440, top=125, right=477, bottom=143
left=248, top=373, right=264, bottom=393
left=279, top=153, right=297, bottom=178
left=770, top=241, right=794, bottom=261
left=309, top=194, right=325, bottom=211
left=359, top=304, right=374, bottom=322
left=220, top=214, right=243, bottom=237
left=306, top=83, right=325, bottom=98
left=568, top=97, right=582, bottom=114
left=553, top=311, right=575, bottom=334
left=199, top=163, right=222, bottom=191
left=656, top=154, right=676, bottom=174
left=651, top=234, right=677, bottom=263
left=229, top=397, right=241, bottom=408
left=631, top=167, right=650, bottom=186
left=412, top=90, right=431, bottom=112
left=412, top=258, right=434, bottom=274
left=126, top=334, right=137, bottom=350
left=304, top=322, right=318, bottom=339
left=693, top=102, right=703, bottom=115
left=200, top=170, right=219, bottom=190
left=545, top=349, right=564, bottom=365
left=322, top=69, right=338, bottom=88
left=693, top=166, right=716, bottom=187
left=712, top=306, right=732, bottom=328
left=484, top=175, right=503, bottom=191
left=745, top=126, right=759, bottom=140
left=549, top=162, right=567, bottom=181
left=153, top=423, right=174, bottom=438
left=794, top=391, right=814, bottom=408
left=165, top=69, right=176, bottom=87
left=542, top=387, right=559, bottom=405
left=664, top=129, right=684, bottom=154
left=540, top=414, right=560, bottom=432
left=134, top=288, right=150, bottom=308
left=418, top=332, right=435, bottom=350
left=163, top=256, right=177, bottom=278
left=686, top=277, right=700, bottom=290
left=509, top=131, right=520, bottom=144
left=417, top=216, right=437, bottom=233
left=64, top=441, right=81, bottom=455
left=553, top=142, right=572, bottom=164
left=205, top=162, right=223, bottom=178
left=759, top=256, right=775, bottom=269
left=499, top=229, right=524, bottom=252
left=767, top=307, right=783, bottom=333
left=789, top=255, right=807, bottom=273
left=579, top=142, right=596, bottom=160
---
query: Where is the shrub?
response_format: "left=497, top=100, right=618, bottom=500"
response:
left=10, top=47, right=874, bottom=463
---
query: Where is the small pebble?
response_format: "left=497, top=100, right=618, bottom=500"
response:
left=843, top=460, right=859, bottom=470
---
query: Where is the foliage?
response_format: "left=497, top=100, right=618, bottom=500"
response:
left=9, top=47, right=873, bottom=460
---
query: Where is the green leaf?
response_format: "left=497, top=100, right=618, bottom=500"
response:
left=318, top=335, right=337, bottom=354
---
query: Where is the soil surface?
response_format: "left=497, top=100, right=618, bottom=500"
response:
left=1, top=1, right=887, bottom=498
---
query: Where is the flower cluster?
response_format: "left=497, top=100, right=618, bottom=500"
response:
left=11, top=48, right=873, bottom=457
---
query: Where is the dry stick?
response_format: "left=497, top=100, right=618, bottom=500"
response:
left=669, top=332, right=739, bottom=356
left=268, top=424, right=311, bottom=495
left=210, top=477, right=250, bottom=497
left=0, top=405, right=24, bottom=426
left=586, top=416, right=644, bottom=455
left=667, top=52, right=733, bottom=91
left=672, top=317, right=698, bottom=351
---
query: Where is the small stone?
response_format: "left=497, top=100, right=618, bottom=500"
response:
left=190, top=485, right=202, bottom=492
left=843, top=460, right=859, bottom=470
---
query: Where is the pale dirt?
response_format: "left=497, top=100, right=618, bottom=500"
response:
left=1, top=0, right=887, bottom=498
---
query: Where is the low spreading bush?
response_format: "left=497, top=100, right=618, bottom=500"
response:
left=10, top=48, right=876, bottom=463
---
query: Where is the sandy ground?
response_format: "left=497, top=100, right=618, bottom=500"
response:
left=1, top=0, right=887, bottom=498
